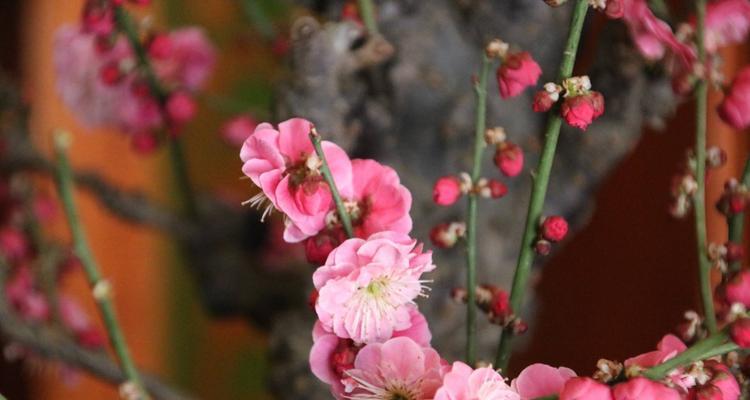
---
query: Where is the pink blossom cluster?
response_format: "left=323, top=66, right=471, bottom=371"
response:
left=54, top=0, right=216, bottom=153
left=0, top=179, right=106, bottom=373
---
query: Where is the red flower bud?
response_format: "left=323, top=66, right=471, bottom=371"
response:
left=99, top=62, right=122, bottom=86
left=148, top=34, right=173, bottom=59
left=304, top=230, right=345, bottom=265
left=604, top=0, right=625, bottom=19
left=489, top=289, right=511, bottom=321
left=166, top=91, right=197, bottom=125
left=494, top=142, right=524, bottom=178
left=541, top=215, right=568, bottom=242
left=535, top=239, right=552, bottom=256
left=0, top=228, right=29, bottom=262
left=430, top=222, right=465, bottom=249
left=730, top=317, right=750, bottom=348
left=561, top=91, right=605, bottom=131
left=533, top=90, right=556, bottom=112
left=718, top=67, right=750, bottom=130
left=488, top=180, right=508, bottom=199
left=130, top=131, right=159, bottom=155
left=433, top=176, right=462, bottom=206
left=496, top=52, right=542, bottom=99
left=726, top=242, right=744, bottom=262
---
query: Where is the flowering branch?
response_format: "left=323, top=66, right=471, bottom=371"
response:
left=53, top=132, right=150, bottom=400
left=494, top=0, right=590, bottom=370
left=693, top=0, right=718, bottom=335
left=113, top=5, right=198, bottom=218
left=309, top=128, right=355, bottom=238
left=643, top=331, right=736, bottom=380
left=357, top=0, right=379, bottom=35
left=464, top=54, right=493, bottom=366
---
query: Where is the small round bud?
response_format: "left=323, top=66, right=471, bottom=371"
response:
left=726, top=241, right=744, bottom=262
left=130, top=131, right=159, bottom=154
left=494, top=142, right=524, bottom=178
left=92, top=280, right=112, bottom=301
left=541, top=215, right=568, bottom=242
left=99, top=62, right=123, bottom=86
left=706, top=146, right=727, bottom=169
left=534, top=239, right=552, bottom=256
left=147, top=33, right=173, bottom=59
left=484, top=126, right=507, bottom=145
left=166, top=91, right=197, bottom=125
left=430, top=222, right=466, bottom=249
left=488, top=180, right=508, bottom=199
left=433, top=176, right=462, bottom=206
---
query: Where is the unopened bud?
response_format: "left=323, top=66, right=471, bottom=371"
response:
left=485, top=39, right=509, bottom=59
left=484, top=126, right=507, bottom=145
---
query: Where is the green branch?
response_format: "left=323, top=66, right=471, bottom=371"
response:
left=693, top=0, right=718, bottom=334
left=357, top=0, right=379, bottom=35
left=495, top=0, right=590, bottom=370
left=53, top=132, right=150, bottom=400
left=464, top=54, right=493, bottom=366
left=309, top=129, right=354, bottom=238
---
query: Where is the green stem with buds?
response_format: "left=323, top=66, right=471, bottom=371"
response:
left=495, top=0, right=590, bottom=371
left=464, top=54, right=493, bottom=366
left=53, top=132, right=150, bottom=400
left=693, top=0, right=718, bottom=334
left=309, top=130, right=355, bottom=238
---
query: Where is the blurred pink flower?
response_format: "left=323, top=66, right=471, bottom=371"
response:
left=511, top=363, right=577, bottom=399
left=622, top=0, right=694, bottom=64
left=435, top=361, right=519, bottom=400
left=153, top=28, right=216, bottom=91
left=5, top=266, right=50, bottom=322
left=704, top=0, right=750, bottom=53
left=344, top=337, right=445, bottom=400
left=221, top=115, right=258, bottom=147
left=312, top=232, right=434, bottom=344
left=59, top=296, right=106, bottom=349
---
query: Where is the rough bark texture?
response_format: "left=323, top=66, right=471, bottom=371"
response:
left=269, top=1, right=677, bottom=398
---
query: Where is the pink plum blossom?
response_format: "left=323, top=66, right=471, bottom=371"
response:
left=718, top=67, right=750, bottom=130
left=435, top=361, right=519, bottom=400
left=559, top=377, right=613, bottom=400
left=511, top=363, right=577, bottom=399
left=309, top=307, right=431, bottom=398
left=239, top=118, right=353, bottom=242
left=221, top=115, right=258, bottom=147
left=344, top=337, right=445, bottom=400
left=624, top=334, right=686, bottom=369
left=622, top=0, right=694, bottom=64
left=726, top=270, right=750, bottom=307
left=312, top=231, right=434, bottom=344
left=612, top=377, right=681, bottom=400
left=497, top=52, right=542, bottom=99
left=152, top=28, right=216, bottom=91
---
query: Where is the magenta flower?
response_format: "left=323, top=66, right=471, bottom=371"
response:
left=152, top=28, right=216, bottom=91
left=718, top=67, right=750, bottom=130
left=312, top=231, right=434, bottom=344
left=622, top=0, right=694, bottom=64
left=435, top=361, right=519, bottom=400
left=612, top=377, right=681, bottom=400
left=511, top=363, right=577, bottom=399
left=344, top=337, right=445, bottom=400
left=559, top=377, right=613, bottom=400
left=703, top=0, right=750, bottom=53
left=726, top=270, right=750, bottom=307
left=240, top=118, right=353, bottom=242
left=497, top=52, right=542, bottom=99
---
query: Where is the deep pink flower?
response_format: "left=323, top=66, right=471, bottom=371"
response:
left=698, top=361, right=741, bottom=400
left=718, top=67, right=750, bottom=130
left=312, top=231, right=434, bottom=344
left=147, top=34, right=173, bottom=60
left=613, top=377, right=682, bottom=400
left=344, top=337, right=445, bottom=400
left=561, top=92, right=605, bottom=131
left=622, top=0, right=695, bottom=63
left=59, top=296, right=106, bottom=348
left=725, top=270, right=750, bottom=307
left=497, top=52, right=542, bottom=99
left=433, top=176, right=462, bottom=206
left=494, top=142, right=525, bottom=177
left=560, top=377, right=614, bottom=400
left=511, top=363, right=577, bottom=399
left=165, top=91, right=197, bottom=125
left=346, top=159, right=412, bottom=238
left=239, top=118, right=353, bottom=242
left=703, top=0, right=750, bottom=53
left=435, top=361, right=519, bottom=400
left=220, top=115, right=258, bottom=147
left=0, top=227, right=29, bottom=262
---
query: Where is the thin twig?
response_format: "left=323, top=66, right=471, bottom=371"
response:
left=357, top=0, right=379, bottom=35
left=495, top=0, right=590, bottom=370
left=309, top=128, right=354, bottom=238
left=464, top=53, right=492, bottom=366
left=693, top=0, right=718, bottom=334
left=53, top=132, right=150, bottom=400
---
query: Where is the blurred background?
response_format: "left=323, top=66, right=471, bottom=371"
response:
left=0, top=0, right=749, bottom=399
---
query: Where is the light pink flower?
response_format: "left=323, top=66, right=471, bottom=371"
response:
left=346, top=159, right=412, bottom=238
left=313, top=232, right=434, bottom=344
left=152, top=28, right=216, bottom=91
left=497, top=52, right=542, bottom=99
left=622, top=0, right=694, bottom=63
left=704, top=0, right=750, bottom=53
left=239, top=118, right=353, bottom=242
left=612, top=377, right=681, bottom=400
left=435, top=361, right=519, bottom=400
left=345, top=337, right=445, bottom=400
left=309, top=307, right=431, bottom=398
left=718, top=67, right=750, bottom=130
left=559, top=377, right=613, bottom=400
left=624, top=334, right=686, bottom=369
left=511, top=363, right=577, bottom=399
left=221, top=115, right=258, bottom=147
